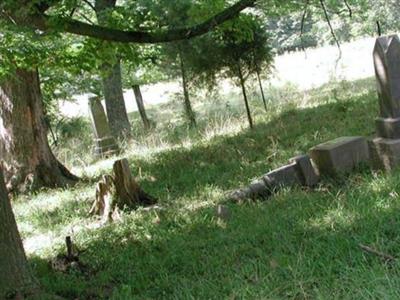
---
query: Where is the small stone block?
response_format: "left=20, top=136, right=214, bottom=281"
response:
left=368, top=137, right=400, bottom=171
left=289, top=155, right=320, bottom=187
left=309, top=136, right=369, bottom=176
left=262, top=163, right=301, bottom=191
left=375, top=117, right=400, bottom=139
left=216, top=205, right=230, bottom=221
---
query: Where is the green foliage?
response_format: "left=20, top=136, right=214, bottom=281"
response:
left=212, top=14, right=274, bottom=87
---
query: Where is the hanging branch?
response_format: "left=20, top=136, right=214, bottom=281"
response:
left=299, top=0, right=309, bottom=52
left=343, top=0, right=352, bottom=18
left=82, top=0, right=96, bottom=12
left=319, top=0, right=341, bottom=54
left=377, top=21, right=382, bottom=36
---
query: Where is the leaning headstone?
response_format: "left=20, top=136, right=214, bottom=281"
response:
left=310, top=136, right=369, bottom=176
left=88, top=96, right=119, bottom=157
left=289, top=155, right=320, bottom=187
left=370, top=35, right=400, bottom=171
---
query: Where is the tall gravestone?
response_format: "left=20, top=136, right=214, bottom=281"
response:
left=88, top=96, right=120, bottom=157
left=369, top=35, right=400, bottom=171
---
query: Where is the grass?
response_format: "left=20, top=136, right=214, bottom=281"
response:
left=13, top=76, right=400, bottom=299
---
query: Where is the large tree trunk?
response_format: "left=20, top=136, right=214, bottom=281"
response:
left=101, top=61, right=132, bottom=139
left=95, top=0, right=131, bottom=140
left=0, top=169, right=38, bottom=298
left=178, top=51, right=197, bottom=128
left=0, top=68, right=79, bottom=192
left=237, top=63, right=254, bottom=129
left=132, top=84, right=151, bottom=130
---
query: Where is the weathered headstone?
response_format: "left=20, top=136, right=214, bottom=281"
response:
left=88, top=96, right=119, bottom=157
left=370, top=35, right=400, bottom=171
left=310, top=136, right=369, bottom=176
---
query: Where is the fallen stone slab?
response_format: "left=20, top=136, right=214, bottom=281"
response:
left=289, top=155, right=320, bottom=187
left=228, top=157, right=318, bottom=202
left=369, top=137, right=400, bottom=171
left=309, top=136, right=369, bottom=177
left=262, top=162, right=302, bottom=192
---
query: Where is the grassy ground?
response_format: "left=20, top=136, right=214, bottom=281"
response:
left=14, top=77, right=400, bottom=299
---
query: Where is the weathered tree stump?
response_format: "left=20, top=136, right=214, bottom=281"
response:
left=90, top=159, right=156, bottom=222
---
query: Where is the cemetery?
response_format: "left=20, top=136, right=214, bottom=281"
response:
left=3, top=1, right=400, bottom=299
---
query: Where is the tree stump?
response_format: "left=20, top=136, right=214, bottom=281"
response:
left=90, top=159, right=156, bottom=222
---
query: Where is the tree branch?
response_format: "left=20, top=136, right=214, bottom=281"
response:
left=319, top=0, right=341, bottom=53
left=26, top=0, right=256, bottom=44
left=343, top=0, right=352, bottom=18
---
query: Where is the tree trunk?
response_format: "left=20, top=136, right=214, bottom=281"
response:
left=237, top=63, right=254, bottom=129
left=0, top=169, right=38, bottom=298
left=132, top=84, right=151, bottom=130
left=90, top=158, right=157, bottom=222
left=0, top=68, right=79, bottom=192
left=95, top=0, right=131, bottom=140
left=178, top=51, right=196, bottom=128
left=255, top=67, right=267, bottom=112
left=101, top=61, right=132, bottom=139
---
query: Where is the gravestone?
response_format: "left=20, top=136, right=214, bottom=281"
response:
left=310, top=137, right=369, bottom=176
left=88, top=96, right=119, bottom=157
left=369, top=35, right=400, bottom=171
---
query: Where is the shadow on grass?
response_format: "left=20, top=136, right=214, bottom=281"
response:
left=31, top=170, right=400, bottom=299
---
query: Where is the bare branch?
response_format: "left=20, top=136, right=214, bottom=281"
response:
left=359, top=244, right=396, bottom=263
left=377, top=20, right=382, bottom=36
left=299, top=0, right=309, bottom=52
left=343, top=0, right=352, bottom=18
left=82, top=0, right=96, bottom=12
left=319, top=0, right=341, bottom=53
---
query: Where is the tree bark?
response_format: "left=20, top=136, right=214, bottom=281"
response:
left=90, top=159, right=157, bottom=222
left=0, top=68, right=79, bottom=192
left=237, top=63, right=254, bottom=129
left=95, top=0, right=131, bottom=140
left=178, top=51, right=197, bottom=128
left=0, top=169, right=38, bottom=298
left=132, top=84, right=151, bottom=130
left=255, top=66, right=267, bottom=112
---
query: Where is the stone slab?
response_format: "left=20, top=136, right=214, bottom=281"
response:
left=88, top=96, right=112, bottom=139
left=373, top=35, right=400, bottom=118
left=375, top=117, right=400, bottom=139
left=309, top=136, right=369, bottom=176
left=368, top=137, right=400, bottom=171
left=94, top=136, right=119, bottom=157
left=262, top=162, right=302, bottom=191
left=289, top=155, right=320, bottom=187
left=248, top=179, right=271, bottom=199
